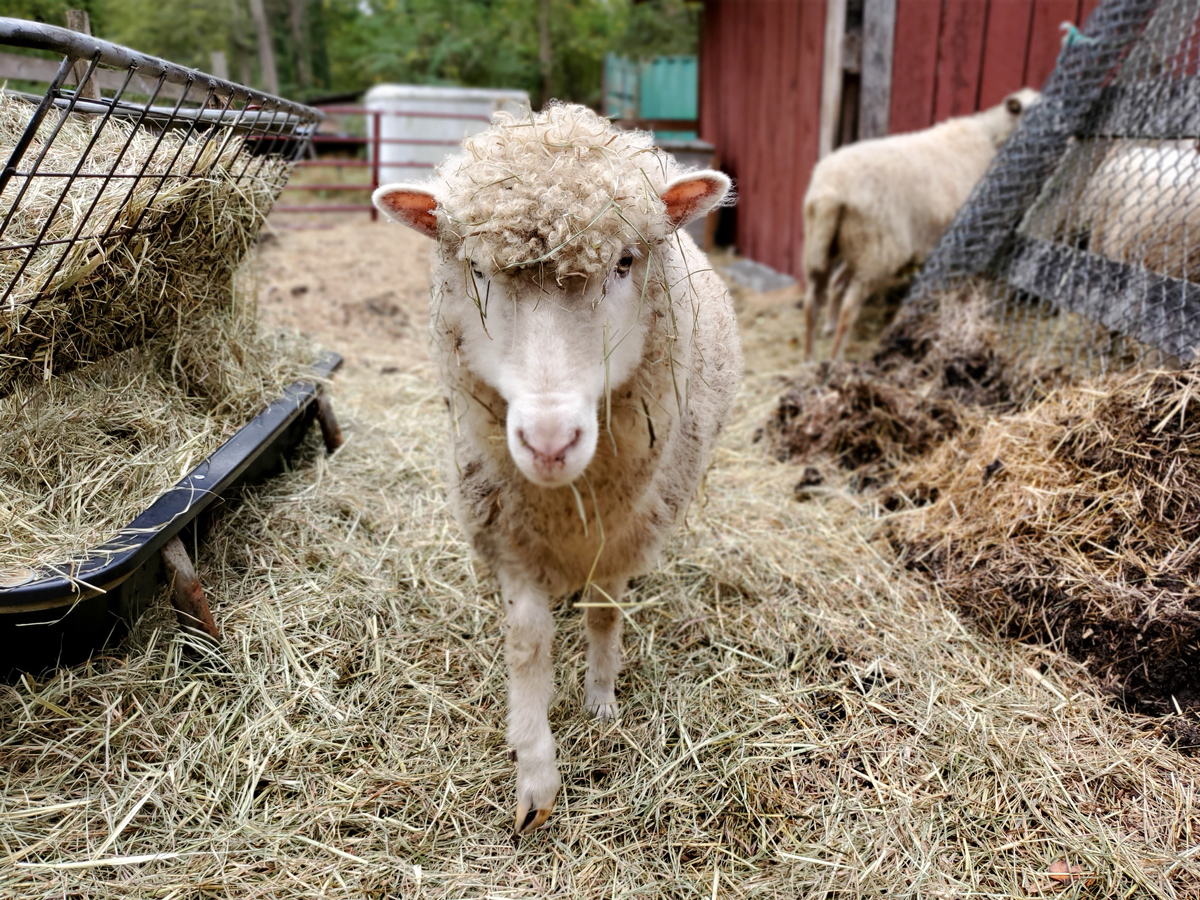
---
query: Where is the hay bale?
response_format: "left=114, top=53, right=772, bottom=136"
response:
left=0, top=92, right=285, bottom=394
left=888, top=366, right=1200, bottom=717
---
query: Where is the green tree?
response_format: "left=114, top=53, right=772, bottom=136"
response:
left=20, top=0, right=700, bottom=106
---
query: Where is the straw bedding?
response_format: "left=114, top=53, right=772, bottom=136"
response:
left=3, top=224, right=1199, bottom=897
left=0, top=290, right=312, bottom=571
left=0, top=92, right=285, bottom=394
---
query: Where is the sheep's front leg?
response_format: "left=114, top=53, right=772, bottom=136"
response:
left=499, top=570, right=560, bottom=835
left=584, top=578, right=626, bottom=719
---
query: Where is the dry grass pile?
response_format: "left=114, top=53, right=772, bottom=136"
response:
left=0, top=284, right=313, bottom=572
left=761, top=290, right=1021, bottom=485
left=1, top=352, right=1199, bottom=897
left=0, top=92, right=286, bottom=394
left=887, top=366, right=1200, bottom=723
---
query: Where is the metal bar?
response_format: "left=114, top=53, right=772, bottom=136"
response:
left=1004, top=236, right=1200, bottom=362
left=1087, top=79, right=1200, bottom=140
left=94, top=71, right=175, bottom=244
left=1, top=171, right=196, bottom=178
left=317, top=105, right=491, bottom=121
left=0, top=67, right=100, bottom=312
left=311, top=134, right=464, bottom=146
left=293, top=159, right=374, bottom=168
left=0, top=54, right=74, bottom=229
left=27, top=62, right=143, bottom=304
left=279, top=183, right=373, bottom=191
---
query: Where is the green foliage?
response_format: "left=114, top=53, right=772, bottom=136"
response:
left=1, top=0, right=94, bottom=27
left=15, top=0, right=699, bottom=105
left=622, top=0, right=701, bottom=59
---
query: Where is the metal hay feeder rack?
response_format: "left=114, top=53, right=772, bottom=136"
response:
left=0, top=17, right=340, bottom=676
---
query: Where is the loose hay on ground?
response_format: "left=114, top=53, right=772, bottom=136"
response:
left=887, top=365, right=1200, bottom=725
left=2, top=230, right=1199, bottom=897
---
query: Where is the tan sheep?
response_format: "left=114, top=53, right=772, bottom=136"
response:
left=373, top=103, right=742, bottom=835
left=802, top=88, right=1039, bottom=360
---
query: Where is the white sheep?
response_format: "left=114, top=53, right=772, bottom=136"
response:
left=373, top=104, right=742, bottom=835
left=802, top=88, right=1039, bottom=360
left=1077, top=144, right=1200, bottom=280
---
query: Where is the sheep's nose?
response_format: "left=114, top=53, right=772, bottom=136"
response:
left=518, top=426, right=582, bottom=466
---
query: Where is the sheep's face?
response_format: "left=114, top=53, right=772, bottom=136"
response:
left=441, top=247, right=649, bottom=486
left=997, top=88, right=1040, bottom=141
left=374, top=170, right=730, bottom=488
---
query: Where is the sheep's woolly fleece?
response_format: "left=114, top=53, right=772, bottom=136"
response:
left=435, top=103, right=681, bottom=281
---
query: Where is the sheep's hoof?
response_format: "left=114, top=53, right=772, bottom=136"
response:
left=822, top=321, right=836, bottom=337
left=588, top=695, right=619, bottom=720
left=513, top=793, right=557, bottom=836
left=513, top=754, right=560, bottom=836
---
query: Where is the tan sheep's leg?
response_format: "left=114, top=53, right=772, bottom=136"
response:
left=829, top=280, right=870, bottom=361
left=499, top=569, right=560, bottom=835
left=802, top=271, right=828, bottom=362
left=824, top=266, right=850, bottom=337
left=584, top=578, right=626, bottom=720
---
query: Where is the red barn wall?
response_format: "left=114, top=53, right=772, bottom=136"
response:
left=699, top=0, right=1103, bottom=280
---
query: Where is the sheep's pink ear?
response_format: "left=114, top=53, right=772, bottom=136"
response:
left=373, top=184, right=439, bottom=239
left=660, top=171, right=731, bottom=228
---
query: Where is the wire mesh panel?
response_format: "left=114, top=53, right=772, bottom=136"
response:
left=0, top=18, right=321, bottom=395
left=907, top=0, right=1200, bottom=375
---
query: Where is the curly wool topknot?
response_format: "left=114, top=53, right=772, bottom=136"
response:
left=434, top=103, right=681, bottom=281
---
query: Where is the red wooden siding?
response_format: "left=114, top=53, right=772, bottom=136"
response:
left=978, top=0, right=1035, bottom=109
left=933, top=0, right=989, bottom=121
left=888, top=0, right=942, bottom=138
left=700, top=0, right=1094, bottom=280
left=699, top=0, right=825, bottom=278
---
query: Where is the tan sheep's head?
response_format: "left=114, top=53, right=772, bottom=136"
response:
left=372, top=104, right=730, bottom=487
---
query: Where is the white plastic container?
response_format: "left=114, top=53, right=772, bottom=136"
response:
left=365, top=85, right=531, bottom=184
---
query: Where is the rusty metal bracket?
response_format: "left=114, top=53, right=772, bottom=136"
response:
left=161, top=535, right=220, bottom=642
left=316, top=394, right=343, bottom=453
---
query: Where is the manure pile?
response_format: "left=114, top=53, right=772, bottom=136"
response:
left=888, top=367, right=1200, bottom=723
left=762, top=290, right=1030, bottom=486
left=769, top=287, right=1200, bottom=728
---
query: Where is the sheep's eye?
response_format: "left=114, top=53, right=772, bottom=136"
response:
left=470, top=262, right=484, bottom=280
left=615, top=253, right=634, bottom=277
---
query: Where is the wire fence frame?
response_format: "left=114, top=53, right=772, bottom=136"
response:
left=904, top=0, right=1200, bottom=376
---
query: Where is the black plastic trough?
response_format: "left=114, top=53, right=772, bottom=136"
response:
left=0, top=353, right=343, bottom=678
